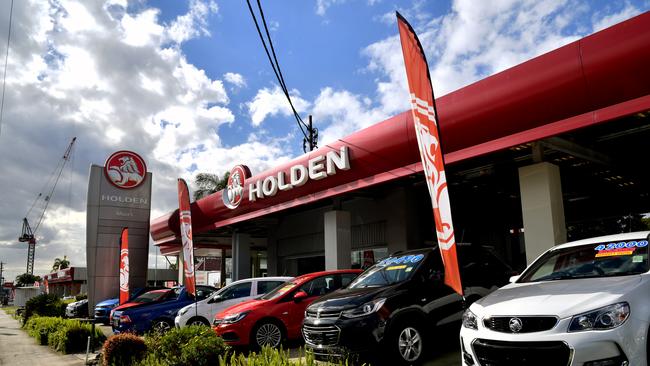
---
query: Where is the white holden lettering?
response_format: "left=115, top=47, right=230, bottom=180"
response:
left=308, top=155, right=327, bottom=180
left=249, top=181, right=263, bottom=202
left=245, top=146, right=350, bottom=202
left=290, top=165, right=308, bottom=187
left=277, top=172, right=293, bottom=191
left=262, top=176, right=278, bottom=196
left=326, top=146, right=350, bottom=175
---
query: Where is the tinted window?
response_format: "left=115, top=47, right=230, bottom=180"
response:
left=520, top=239, right=649, bottom=282
left=195, top=286, right=215, bottom=300
left=349, top=254, right=426, bottom=289
left=219, top=282, right=252, bottom=300
left=341, top=273, right=358, bottom=287
left=132, top=291, right=169, bottom=303
left=300, top=274, right=350, bottom=297
left=261, top=282, right=296, bottom=300
left=257, top=281, right=286, bottom=295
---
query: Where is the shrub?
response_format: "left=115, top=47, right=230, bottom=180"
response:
left=103, top=333, right=147, bottom=366
left=23, top=294, right=65, bottom=323
left=75, top=294, right=88, bottom=301
left=47, top=319, right=106, bottom=354
left=144, top=325, right=229, bottom=366
left=25, top=316, right=66, bottom=345
left=218, top=347, right=361, bottom=366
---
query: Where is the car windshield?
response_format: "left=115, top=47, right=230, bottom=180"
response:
left=131, top=290, right=169, bottom=303
left=519, top=238, right=649, bottom=283
left=260, top=282, right=295, bottom=300
left=348, top=253, right=426, bottom=288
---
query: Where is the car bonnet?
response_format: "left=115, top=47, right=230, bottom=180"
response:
left=474, top=275, right=643, bottom=318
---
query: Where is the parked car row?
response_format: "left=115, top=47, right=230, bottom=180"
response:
left=95, top=231, right=649, bottom=365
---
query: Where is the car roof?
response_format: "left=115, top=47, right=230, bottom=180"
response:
left=293, top=269, right=362, bottom=282
left=146, top=289, right=170, bottom=294
left=554, top=231, right=650, bottom=250
left=225, top=276, right=293, bottom=286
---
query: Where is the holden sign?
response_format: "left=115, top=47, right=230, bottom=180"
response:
left=104, top=151, right=147, bottom=189
left=223, top=146, right=350, bottom=210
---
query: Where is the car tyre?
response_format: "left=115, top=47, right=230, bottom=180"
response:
left=389, top=319, right=426, bottom=365
left=187, top=317, right=210, bottom=326
left=151, top=319, right=172, bottom=334
left=252, top=320, right=284, bottom=349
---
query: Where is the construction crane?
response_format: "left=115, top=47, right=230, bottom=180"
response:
left=19, top=137, right=76, bottom=274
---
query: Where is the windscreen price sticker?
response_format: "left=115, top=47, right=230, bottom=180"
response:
left=594, top=240, right=648, bottom=258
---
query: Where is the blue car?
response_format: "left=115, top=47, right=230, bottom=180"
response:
left=111, top=285, right=216, bottom=334
left=94, top=287, right=167, bottom=324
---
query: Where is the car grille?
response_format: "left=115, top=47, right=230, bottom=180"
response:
left=95, top=309, right=107, bottom=316
left=306, top=309, right=341, bottom=319
left=483, top=316, right=558, bottom=333
left=472, top=339, right=571, bottom=366
left=303, top=324, right=340, bottom=346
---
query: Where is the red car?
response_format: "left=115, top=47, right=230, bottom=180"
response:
left=212, top=269, right=362, bottom=349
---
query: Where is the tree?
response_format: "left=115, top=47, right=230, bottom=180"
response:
left=15, top=273, right=42, bottom=287
left=193, top=172, right=230, bottom=201
left=52, top=256, right=70, bottom=271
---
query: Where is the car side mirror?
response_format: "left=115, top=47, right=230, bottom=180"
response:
left=509, top=275, right=520, bottom=283
left=293, top=291, right=308, bottom=302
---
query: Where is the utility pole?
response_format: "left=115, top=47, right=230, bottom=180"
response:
left=0, top=261, right=4, bottom=284
left=303, top=115, right=319, bottom=153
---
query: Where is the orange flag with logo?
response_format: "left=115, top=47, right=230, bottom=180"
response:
left=397, top=12, right=463, bottom=296
left=119, top=227, right=129, bottom=305
left=177, top=178, right=196, bottom=297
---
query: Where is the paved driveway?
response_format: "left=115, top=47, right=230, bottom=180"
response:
left=0, top=309, right=86, bottom=366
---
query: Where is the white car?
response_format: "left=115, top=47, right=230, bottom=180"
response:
left=174, top=276, right=292, bottom=327
left=460, top=231, right=649, bottom=366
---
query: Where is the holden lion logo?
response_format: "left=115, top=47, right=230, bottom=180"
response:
left=105, top=151, right=147, bottom=189
left=119, top=249, right=129, bottom=291
left=509, top=317, right=523, bottom=333
left=223, top=165, right=251, bottom=209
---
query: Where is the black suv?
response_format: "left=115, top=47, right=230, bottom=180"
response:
left=302, top=246, right=512, bottom=365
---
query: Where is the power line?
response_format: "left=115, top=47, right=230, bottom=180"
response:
left=0, top=0, right=15, bottom=137
left=245, top=0, right=318, bottom=152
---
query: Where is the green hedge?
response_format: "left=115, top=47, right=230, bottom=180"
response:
left=23, top=294, right=66, bottom=324
left=23, top=316, right=105, bottom=354
left=142, top=325, right=229, bottom=366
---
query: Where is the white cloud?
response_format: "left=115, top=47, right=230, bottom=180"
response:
left=223, top=72, right=246, bottom=88
left=592, top=3, right=641, bottom=32
left=309, top=0, right=644, bottom=146
left=246, top=85, right=310, bottom=126
left=315, top=0, right=346, bottom=16
left=0, top=0, right=289, bottom=279
left=166, top=0, right=218, bottom=44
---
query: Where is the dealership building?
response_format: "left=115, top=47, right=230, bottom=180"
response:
left=151, top=13, right=650, bottom=285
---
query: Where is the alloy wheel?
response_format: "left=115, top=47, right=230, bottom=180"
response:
left=189, top=318, right=208, bottom=326
left=398, top=326, right=422, bottom=362
left=153, top=320, right=171, bottom=333
left=256, top=323, right=282, bottom=348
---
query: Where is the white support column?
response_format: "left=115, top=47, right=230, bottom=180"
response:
left=519, top=162, right=567, bottom=265
left=232, top=232, right=251, bottom=281
left=324, top=210, right=352, bottom=270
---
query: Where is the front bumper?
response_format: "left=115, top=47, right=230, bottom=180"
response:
left=459, top=316, right=649, bottom=366
left=302, top=313, right=385, bottom=358
left=212, top=319, right=252, bottom=346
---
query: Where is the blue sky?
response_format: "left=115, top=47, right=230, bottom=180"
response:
left=0, top=0, right=648, bottom=279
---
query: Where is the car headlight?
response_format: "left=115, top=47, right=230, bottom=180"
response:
left=222, top=311, right=250, bottom=324
left=568, top=302, right=630, bottom=332
left=341, top=298, right=386, bottom=318
left=462, top=309, right=478, bottom=330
